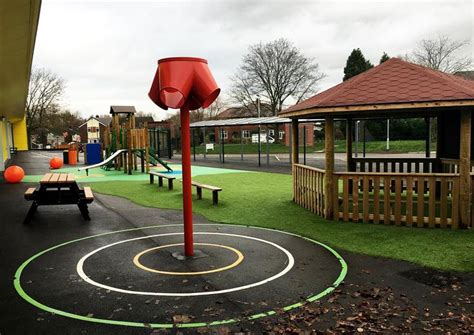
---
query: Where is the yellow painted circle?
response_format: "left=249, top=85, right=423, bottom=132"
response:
left=133, top=243, right=244, bottom=275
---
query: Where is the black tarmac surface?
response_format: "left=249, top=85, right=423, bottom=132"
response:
left=1, top=151, right=472, bottom=334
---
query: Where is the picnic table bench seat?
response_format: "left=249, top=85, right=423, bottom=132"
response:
left=149, top=171, right=176, bottom=190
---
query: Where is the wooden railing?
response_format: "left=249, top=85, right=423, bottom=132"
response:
left=333, top=172, right=460, bottom=228
left=293, top=164, right=325, bottom=217
left=353, top=157, right=437, bottom=173
left=440, top=158, right=474, bottom=173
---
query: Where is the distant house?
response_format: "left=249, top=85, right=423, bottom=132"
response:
left=78, top=116, right=112, bottom=144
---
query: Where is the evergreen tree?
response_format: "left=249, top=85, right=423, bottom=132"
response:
left=343, top=48, right=374, bottom=81
left=379, top=52, right=390, bottom=64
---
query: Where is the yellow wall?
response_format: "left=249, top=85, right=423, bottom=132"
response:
left=12, top=116, right=28, bottom=150
left=1, top=120, right=7, bottom=164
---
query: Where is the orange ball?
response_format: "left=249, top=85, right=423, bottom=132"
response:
left=50, top=157, right=63, bottom=169
left=4, top=165, right=25, bottom=183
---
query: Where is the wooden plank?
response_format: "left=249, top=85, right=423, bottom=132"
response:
left=428, top=176, right=436, bottom=228
left=373, top=176, right=380, bottom=224
left=384, top=176, right=391, bottom=225
left=83, top=187, right=94, bottom=200
left=406, top=176, right=413, bottom=227
left=49, top=173, right=60, bottom=183
left=58, top=173, right=68, bottom=183
left=40, top=173, right=53, bottom=184
left=352, top=175, right=359, bottom=222
left=67, top=173, right=76, bottom=182
left=417, top=176, right=425, bottom=227
left=342, top=176, right=349, bottom=222
left=440, top=177, right=448, bottom=228
left=394, top=177, right=402, bottom=225
left=362, top=176, right=369, bottom=223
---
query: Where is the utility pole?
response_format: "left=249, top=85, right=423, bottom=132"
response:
left=257, top=96, right=261, bottom=166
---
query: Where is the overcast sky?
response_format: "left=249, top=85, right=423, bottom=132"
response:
left=33, top=0, right=473, bottom=120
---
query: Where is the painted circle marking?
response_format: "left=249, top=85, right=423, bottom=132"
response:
left=133, top=242, right=244, bottom=275
left=14, top=224, right=348, bottom=329
left=76, top=232, right=294, bottom=296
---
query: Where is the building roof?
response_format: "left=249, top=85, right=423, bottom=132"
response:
left=79, top=116, right=112, bottom=128
left=1, top=0, right=41, bottom=121
left=190, top=117, right=319, bottom=128
left=217, top=103, right=274, bottom=119
left=281, top=58, right=474, bottom=117
left=110, top=105, right=137, bottom=114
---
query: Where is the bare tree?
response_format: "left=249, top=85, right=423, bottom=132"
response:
left=230, top=38, right=325, bottom=116
left=26, top=68, right=65, bottom=145
left=411, top=35, right=472, bottom=73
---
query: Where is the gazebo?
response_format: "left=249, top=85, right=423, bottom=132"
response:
left=279, top=58, right=474, bottom=229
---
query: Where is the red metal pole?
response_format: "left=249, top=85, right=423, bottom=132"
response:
left=180, top=106, right=194, bottom=256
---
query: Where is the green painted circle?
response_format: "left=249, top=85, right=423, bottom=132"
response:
left=14, top=224, right=348, bottom=329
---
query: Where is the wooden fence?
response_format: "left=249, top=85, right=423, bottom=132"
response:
left=293, top=164, right=325, bottom=217
left=333, top=172, right=460, bottom=228
left=440, top=158, right=474, bottom=173
left=293, top=163, right=464, bottom=228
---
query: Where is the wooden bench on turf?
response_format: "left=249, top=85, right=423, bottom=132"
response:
left=191, top=181, right=222, bottom=205
left=149, top=171, right=176, bottom=190
left=23, top=173, right=94, bottom=224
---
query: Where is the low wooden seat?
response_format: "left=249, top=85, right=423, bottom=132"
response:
left=24, top=187, right=36, bottom=200
left=83, top=187, right=94, bottom=201
left=149, top=171, right=175, bottom=190
left=191, top=181, right=222, bottom=205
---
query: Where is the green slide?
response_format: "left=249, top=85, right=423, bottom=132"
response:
left=134, top=150, right=173, bottom=172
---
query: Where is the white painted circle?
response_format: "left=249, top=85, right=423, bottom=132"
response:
left=76, top=232, right=295, bottom=297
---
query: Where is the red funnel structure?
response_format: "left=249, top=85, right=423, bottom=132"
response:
left=149, top=57, right=220, bottom=256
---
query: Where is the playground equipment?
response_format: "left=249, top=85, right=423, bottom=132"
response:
left=149, top=57, right=220, bottom=256
left=50, top=157, right=63, bottom=169
left=89, top=106, right=173, bottom=175
left=4, top=165, right=25, bottom=183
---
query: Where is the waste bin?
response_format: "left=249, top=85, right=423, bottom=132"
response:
left=86, top=143, right=102, bottom=165
left=63, top=150, right=69, bottom=164
left=68, top=149, right=77, bottom=165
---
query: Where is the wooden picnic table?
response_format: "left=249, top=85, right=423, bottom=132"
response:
left=23, top=173, right=94, bottom=224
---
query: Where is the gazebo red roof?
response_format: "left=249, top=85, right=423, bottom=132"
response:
left=281, top=58, right=474, bottom=116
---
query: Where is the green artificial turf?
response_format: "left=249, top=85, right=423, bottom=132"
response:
left=89, top=172, right=474, bottom=272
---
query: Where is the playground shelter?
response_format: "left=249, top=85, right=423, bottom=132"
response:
left=280, top=58, right=474, bottom=229
left=190, top=117, right=318, bottom=166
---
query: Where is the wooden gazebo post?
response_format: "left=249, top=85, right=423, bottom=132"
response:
left=459, top=110, right=472, bottom=228
left=346, top=118, right=354, bottom=172
left=325, top=117, right=335, bottom=219
left=291, top=119, right=299, bottom=164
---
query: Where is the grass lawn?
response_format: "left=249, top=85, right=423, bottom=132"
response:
left=190, top=140, right=436, bottom=155
left=89, top=172, right=474, bottom=272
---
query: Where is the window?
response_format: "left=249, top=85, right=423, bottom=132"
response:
left=87, top=126, right=98, bottom=133
left=242, top=130, right=251, bottom=138
left=268, top=129, right=275, bottom=136
left=221, top=130, right=228, bottom=140
left=279, top=131, right=285, bottom=140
